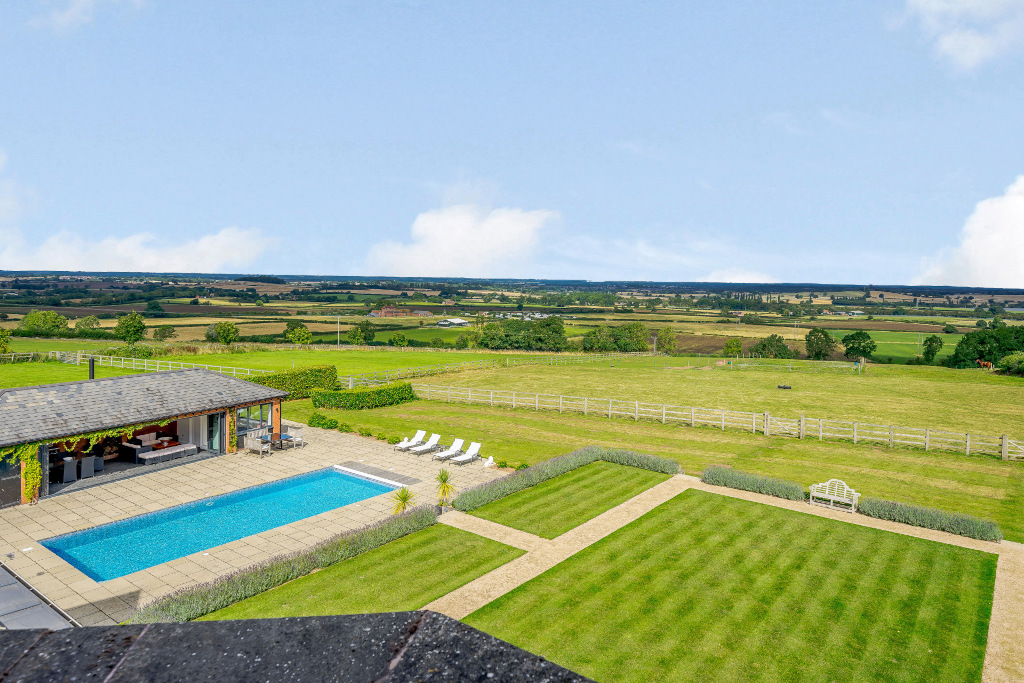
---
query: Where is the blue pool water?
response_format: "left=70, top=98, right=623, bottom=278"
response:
left=42, top=468, right=395, bottom=581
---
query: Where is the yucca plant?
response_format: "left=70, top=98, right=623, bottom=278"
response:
left=391, top=487, right=417, bottom=514
left=436, top=468, right=456, bottom=508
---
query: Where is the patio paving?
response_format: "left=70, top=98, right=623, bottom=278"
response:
left=0, top=422, right=501, bottom=626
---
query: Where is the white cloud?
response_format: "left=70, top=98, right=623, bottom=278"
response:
left=31, top=0, right=142, bottom=33
left=699, top=268, right=779, bottom=283
left=914, top=175, right=1024, bottom=287
left=904, top=0, right=1024, bottom=70
left=0, top=226, right=272, bottom=273
left=364, top=204, right=558, bottom=277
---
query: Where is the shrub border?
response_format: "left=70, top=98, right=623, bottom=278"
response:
left=127, top=504, right=438, bottom=624
left=453, top=446, right=680, bottom=513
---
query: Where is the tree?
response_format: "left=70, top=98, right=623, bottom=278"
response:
left=114, top=312, right=147, bottom=345
left=213, top=321, right=240, bottom=346
left=74, top=316, right=100, bottom=331
left=976, top=320, right=988, bottom=329
left=922, top=334, right=944, bottom=363
left=748, top=334, right=794, bottom=359
left=840, top=330, right=876, bottom=360
left=805, top=328, right=837, bottom=360
left=18, top=310, right=69, bottom=336
left=145, top=300, right=165, bottom=316
left=429, top=337, right=445, bottom=348
left=153, top=325, right=177, bottom=342
left=582, top=327, right=616, bottom=352
left=942, top=323, right=958, bottom=334
left=388, top=332, right=408, bottom=347
left=454, top=334, right=469, bottom=349
left=189, top=298, right=200, bottom=305
left=722, top=338, right=743, bottom=356
left=0, top=328, right=11, bottom=354
left=347, top=320, right=376, bottom=345
left=656, top=327, right=677, bottom=354
left=611, top=322, right=650, bottom=352
left=285, top=325, right=313, bottom=345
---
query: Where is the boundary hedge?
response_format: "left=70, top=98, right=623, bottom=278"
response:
left=250, top=365, right=337, bottom=399
left=311, top=382, right=416, bottom=410
left=453, top=446, right=680, bottom=512
left=127, top=505, right=437, bottom=623
left=859, top=497, right=1002, bottom=542
left=700, top=465, right=805, bottom=501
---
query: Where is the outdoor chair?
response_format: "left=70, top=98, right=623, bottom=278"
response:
left=451, top=442, right=482, bottom=466
left=94, top=456, right=104, bottom=473
left=395, top=430, right=426, bottom=451
left=283, top=426, right=304, bottom=448
left=409, top=434, right=441, bottom=455
left=244, top=435, right=272, bottom=458
left=432, top=439, right=465, bottom=461
left=62, top=458, right=76, bottom=484
left=80, top=456, right=95, bottom=479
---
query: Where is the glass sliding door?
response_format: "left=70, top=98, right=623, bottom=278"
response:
left=207, top=412, right=223, bottom=453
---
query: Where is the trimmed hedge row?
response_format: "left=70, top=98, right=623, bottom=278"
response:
left=859, top=497, right=1002, bottom=542
left=250, top=365, right=338, bottom=399
left=453, top=446, right=680, bottom=513
left=127, top=505, right=437, bottom=624
left=700, top=465, right=805, bottom=501
left=311, top=382, right=416, bottom=410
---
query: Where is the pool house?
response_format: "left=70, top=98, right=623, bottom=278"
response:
left=0, top=369, right=288, bottom=507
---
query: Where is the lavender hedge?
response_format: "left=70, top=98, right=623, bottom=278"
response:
left=453, top=446, right=680, bottom=512
left=127, top=505, right=437, bottom=624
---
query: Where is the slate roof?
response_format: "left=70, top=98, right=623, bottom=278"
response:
left=0, top=369, right=288, bottom=448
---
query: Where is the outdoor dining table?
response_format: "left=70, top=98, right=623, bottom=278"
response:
left=260, top=433, right=293, bottom=449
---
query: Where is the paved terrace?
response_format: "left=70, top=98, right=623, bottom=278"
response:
left=0, top=424, right=500, bottom=626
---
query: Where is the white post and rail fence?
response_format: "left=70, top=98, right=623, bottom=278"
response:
left=408, top=382, right=1024, bottom=462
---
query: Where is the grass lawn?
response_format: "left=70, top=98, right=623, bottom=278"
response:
left=199, top=525, right=523, bottom=621
left=6, top=338, right=114, bottom=352
left=465, top=490, right=996, bottom=683
left=0, top=362, right=139, bottom=389
left=445, top=360, right=1024, bottom=436
left=470, top=461, right=670, bottom=538
left=283, top=399, right=1024, bottom=542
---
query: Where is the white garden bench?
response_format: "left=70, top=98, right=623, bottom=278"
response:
left=809, top=479, right=860, bottom=513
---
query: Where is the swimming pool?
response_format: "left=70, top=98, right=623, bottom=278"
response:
left=42, top=467, right=397, bottom=581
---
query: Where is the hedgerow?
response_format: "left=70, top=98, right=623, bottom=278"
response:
left=311, top=382, right=416, bottom=410
left=453, top=446, right=679, bottom=512
left=858, top=497, right=1002, bottom=542
left=127, top=505, right=437, bottom=623
left=250, top=365, right=338, bottom=399
left=700, top=465, right=805, bottom=501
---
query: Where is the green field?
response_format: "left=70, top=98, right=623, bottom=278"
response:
left=466, top=490, right=996, bottom=683
left=445, top=359, right=1024, bottom=435
left=0, top=362, right=138, bottom=389
left=829, top=329, right=962, bottom=364
left=284, top=399, right=1024, bottom=542
left=7, top=338, right=115, bottom=352
left=159, top=348, right=538, bottom=375
left=199, top=525, right=522, bottom=620
left=470, top=461, right=670, bottom=538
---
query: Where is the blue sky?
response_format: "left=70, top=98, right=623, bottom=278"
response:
left=1, top=1, right=1023, bottom=285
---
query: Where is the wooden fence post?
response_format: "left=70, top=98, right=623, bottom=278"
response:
left=512, top=391, right=516, bottom=409
left=468, top=389, right=472, bottom=404
left=751, top=412, right=756, bottom=433
left=584, top=397, right=588, bottom=416
left=490, top=390, right=494, bottom=406
left=819, top=419, right=823, bottom=440
left=559, top=395, right=563, bottom=413
left=889, top=425, right=894, bottom=448
left=691, top=407, right=696, bottom=427
left=720, top=410, right=725, bottom=430
left=764, top=411, right=770, bottom=436
left=799, top=415, right=805, bottom=439
left=853, top=422, right=858, bottom=444
left=447, top=387, right=451, bottom=402
left=925, top=429, right=929, bottom=451
left=635, top=401, right=639, bottom=421
left=608, top=399, right=612, bottom=419
left=662, top=405, right=667, bottom=424
left=1003, top=435, right=1009, bottom=461
left=535, top=394, right=539, bottom=411
left=965, top=433, right=971, bottom=455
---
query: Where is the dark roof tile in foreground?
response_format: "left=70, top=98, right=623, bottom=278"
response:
left=0, top=369, right=287, bottom=448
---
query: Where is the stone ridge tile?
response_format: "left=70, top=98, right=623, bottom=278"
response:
left=3, top=625, right=144, bottom=681
left=391, top=611, right=594, bottom=682
left=106, top=614, right=419, bottom=682
left=0, top=629, right=46, bottom=675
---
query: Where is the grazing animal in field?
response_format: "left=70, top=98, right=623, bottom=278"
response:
left=777, top=385, right=792, bottom=390
left=976, top=359, right=994, bottom=370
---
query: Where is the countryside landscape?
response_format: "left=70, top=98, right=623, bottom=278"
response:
left=1, top=1, right=1023, bottom=681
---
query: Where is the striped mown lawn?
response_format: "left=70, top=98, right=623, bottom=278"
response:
left=465, top=490, right=996, bottom=682
left=199, top=525, right=523, bottom=621
left=469, top=461, right=670, bottom=538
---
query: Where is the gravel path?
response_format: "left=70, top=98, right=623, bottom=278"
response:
left=426, top=473, right=1023, bottom=682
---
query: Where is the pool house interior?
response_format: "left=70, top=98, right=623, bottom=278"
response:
left=0, top=369, right=288, bottom=506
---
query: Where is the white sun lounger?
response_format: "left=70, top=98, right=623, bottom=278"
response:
left=409, top=433, right=441, bottom=455
left=432, top=439, right=465, bottom=461
left=395, top=430, right=426, bottom=451
left=451, top=442, right=481, bottom=466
